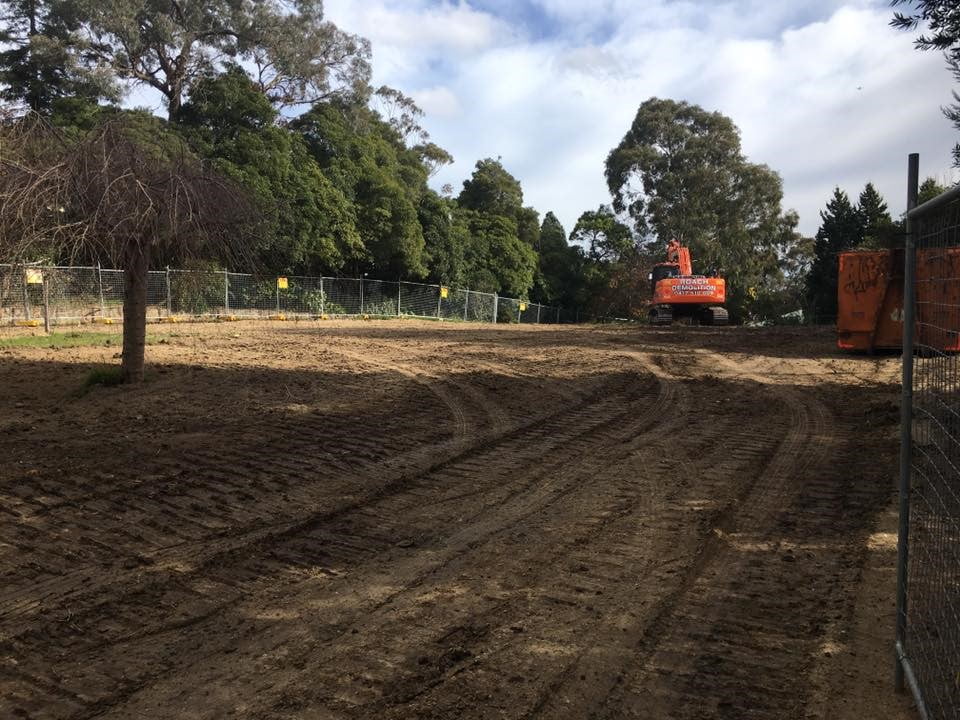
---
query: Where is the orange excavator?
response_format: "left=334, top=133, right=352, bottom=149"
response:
left=648, top=239, right=728, bottom=325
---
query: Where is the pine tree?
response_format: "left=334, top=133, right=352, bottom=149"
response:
left=0, top=0, right=114, bottom=112
left=857, top=182, right=897, bottom=249
left=806, top=188, right=863, bottom=320
left=918, top=177, right=948, bottom=205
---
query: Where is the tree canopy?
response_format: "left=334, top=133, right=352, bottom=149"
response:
left=806, top=188, right=863, bottom=320
left=605, top=97, right=804, bottom=321
left=892, top=0, right=960, bottom=165
left=76, top=0, right=371, bottom=118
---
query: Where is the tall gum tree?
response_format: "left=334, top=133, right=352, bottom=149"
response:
left=605, top=97, right=800, bottom=321
left=77, top=0, right=371, bottom=118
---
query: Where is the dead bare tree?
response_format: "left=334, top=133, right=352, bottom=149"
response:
left=0, top=112, right=254, bottom=382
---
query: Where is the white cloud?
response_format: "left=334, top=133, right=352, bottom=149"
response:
left=324, top=0, right=958, bottom=236
left=411, top=86, right=463, bottom=118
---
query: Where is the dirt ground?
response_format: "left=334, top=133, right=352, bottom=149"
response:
left=0, top=319, right=922, bottom=719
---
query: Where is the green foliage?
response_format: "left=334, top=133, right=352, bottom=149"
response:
left=856, top=182, right=899, bottom=250
left=457, top=158, right=524, bottom=217
left=74, top=0, right=370, bottom=118
left=170, top=262, right=226, bottom=316
left=294, top=102, right=427, bottom=279
left=567, top=205, right=642, bottom=317
left=918, top=177, right=949, bottom=205
left=419, top=190, right=467, bottom=286
left=178, top=71, right=362, bottom=275
left=452, top=159, right=538, bottom=297
left=0, top=330, right=124, bottom=348
left=530, top=211, right=586, bottom=307
left=0, top=0, right=117, bottom=112
left=301, top=290, right=327, bottom=315
left=459, top=209, right=537, bottom=296
left=82, top=364, right=125, bottom=390
left=571, top=206, right=634, bottom=263
left=806, top=188, right=863, bottom=320
left=516, top=206, right=540, bottom=249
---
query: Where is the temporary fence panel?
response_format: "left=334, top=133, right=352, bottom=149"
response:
left=0, top=264, right=581, bottom=327
left=400, top=282, right=442, bottom=318
left=437, top=287, right=468, bottom=321
left=518, top=302, right=539, bottom=324
left=465, top=290, right=496, bottom=323
left=897, top=155, right=960, bottom=720
left=496, top=297, right=521, bottom=324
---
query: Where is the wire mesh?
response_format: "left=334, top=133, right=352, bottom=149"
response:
left=465, top=290, right=496, bottom=323
left=518, top=302, right=539, bottom=324
left=0, top=264, right=571, bottom=327
left=400, top=281, right=443, bottom=318
left=904, top=192, right=960, bottom=719
left=497, top=296, right=521, bottom=324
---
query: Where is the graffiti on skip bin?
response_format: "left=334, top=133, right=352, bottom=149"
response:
left=844, top=254, right=891, bottom=297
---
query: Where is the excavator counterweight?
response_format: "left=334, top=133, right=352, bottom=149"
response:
left=648, top=239, right=728, bottom=326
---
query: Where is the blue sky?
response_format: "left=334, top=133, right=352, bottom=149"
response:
left=324, top=0, right=959, bottom=237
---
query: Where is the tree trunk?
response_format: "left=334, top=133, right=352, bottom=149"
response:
left=122, top=242, right=150, bottom=383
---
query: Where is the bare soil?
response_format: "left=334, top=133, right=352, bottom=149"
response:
left=0, top=320, right=921, bottom=719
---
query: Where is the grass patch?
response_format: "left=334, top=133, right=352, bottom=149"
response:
left=82, top=365, right=126, bottom=390
left=0, top=331, right=167, bottom=349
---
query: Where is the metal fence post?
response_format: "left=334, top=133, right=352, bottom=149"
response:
left=556, top=306, right=561, bottom=323
left=536, top=304, right=541, bottom=323
left=42, top=271, right=50, bottom=333
left=517, top=303, right=522, bottom=324
left=320, top=276, right=325, bottom=315
left=224, top=270, right=229, bottom=312
left=493, top=293, right=498, bottom=324
left=895, top=152, right=920, bottom=694
left=359, top=276, right=364, bottom=314
left=97, top=263, right=106, bottom=317
left=21, top=265, right=31, bottom=320
left=397, top=281, right=401, bottom=316
left=436, top=287, right=442, bottom=318
left=464, top=289, right=469, bottom=321
left=165, top=266, right=172, bottom=315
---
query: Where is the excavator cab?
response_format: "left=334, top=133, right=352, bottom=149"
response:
left=651, top=264, right=680, bottom=287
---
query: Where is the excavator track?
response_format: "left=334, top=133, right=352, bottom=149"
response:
left=700, top=306, right=729, bottom=326
left=649, top=305, right=674, bottom=325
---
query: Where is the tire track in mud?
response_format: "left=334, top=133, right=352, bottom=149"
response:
left=349, top=357, right=800, bottom=720
left=0, top=345, right=499, bottom=626
left=64, top=353, right=679, bottom=719
left=0, top=355, right=668, bottom=720
left=326, top=346, right=508, bottom=437
left=583, top=350, right=840, bottom=720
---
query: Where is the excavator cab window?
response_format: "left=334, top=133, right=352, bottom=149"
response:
left=651, top=265, right=679, bottom=285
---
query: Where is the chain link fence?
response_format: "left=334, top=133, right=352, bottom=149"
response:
left=897, top=155, right=960, bottom=720
left=0, top=264, right=575, bottom=327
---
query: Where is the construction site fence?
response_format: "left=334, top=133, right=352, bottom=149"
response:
left=896, top=154, right=960, bottom=720
left=0, top=265, right=589, bottom=326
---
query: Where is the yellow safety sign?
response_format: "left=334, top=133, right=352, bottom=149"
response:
left=440, top=286, right=449, bottom=298
left=277, top=277, right=288, bottom=289
left=519, top=302, right=527, bottom=312
left=25, top=269, right=43, bottom=285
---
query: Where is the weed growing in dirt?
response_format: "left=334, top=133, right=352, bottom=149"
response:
left=82, top=366, right=126, bottom=391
